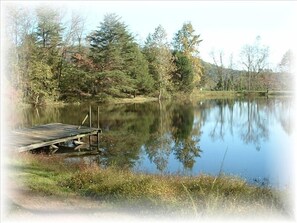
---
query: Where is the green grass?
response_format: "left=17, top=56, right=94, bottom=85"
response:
left=7, top=153, right=293, bottom=217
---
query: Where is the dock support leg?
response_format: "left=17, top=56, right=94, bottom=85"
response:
left=97, top=131, right=99, bottom=151
left=89, top=105, right=92, bottom=150
left=89, top=105, right=92, bottom=128
left=74, top=140, right=87, bottom=152
left=49, top=144, right=59, bottom=154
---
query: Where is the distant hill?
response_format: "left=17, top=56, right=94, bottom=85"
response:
left=200, top=60, right=294, bottom=91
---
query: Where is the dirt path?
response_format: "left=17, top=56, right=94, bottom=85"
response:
left=2, top=180, right=145, bottom=223
left=2, top=163, right=291, bottom=223
left=3, top=178, right=196, bottom=223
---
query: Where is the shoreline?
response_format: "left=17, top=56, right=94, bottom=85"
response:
left=4, top=153, right=293, bottom=219
left=14, top=90, right=294, bottom=108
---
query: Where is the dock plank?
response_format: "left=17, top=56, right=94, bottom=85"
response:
left=8, top=123, right=100, bottom=152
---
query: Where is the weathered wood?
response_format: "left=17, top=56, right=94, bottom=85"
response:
left=97, top=106, right=100, bottom=129
left=49, top=144, right=59, bottom=154
left=97, top=106, right=100, bottom=150
left=8, top=123, right=100, bottom=153
left=78, top=114, right=88, bottom=129
left=74, top=140, right=85, bottom=145
left=89, top=106, right=92, bottom=148
left=89, top=105, right=92, bottom=128
left=74, top=144, right=88, bottom=152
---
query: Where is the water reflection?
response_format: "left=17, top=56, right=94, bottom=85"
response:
left=205, top=99, right=270, bottom=150
left=171, top=103, right=202, bottom=169
left=16, top=97, right=294, bottom=186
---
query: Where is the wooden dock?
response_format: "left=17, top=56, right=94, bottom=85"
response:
left=8, top=123, right=101, bottom=153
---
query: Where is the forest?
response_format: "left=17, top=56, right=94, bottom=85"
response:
left=4, top=6, right=294, bottom=106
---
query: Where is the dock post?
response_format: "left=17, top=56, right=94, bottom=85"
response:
left=97, top=106, right=100, bottom=151
left=89, top=105, right=92, bottom=149
left=97, top=106, right=100, bottom=129
left=89, top=105, right=92, bottom=128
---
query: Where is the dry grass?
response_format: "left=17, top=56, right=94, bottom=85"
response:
left=6, top=153, right=293, bottom=218
left=107, top=96, right=158, bottom=104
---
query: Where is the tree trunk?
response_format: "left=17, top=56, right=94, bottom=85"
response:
left=249, top=72, right=251, bottom=91
left=34, top=94, right=40, bottom=107
left=158, top=88, right=162, bottom=101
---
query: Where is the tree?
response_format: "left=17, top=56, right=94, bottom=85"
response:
left=172, top=104, right=201, bottom=169
left=4, top=6, right=62, bottom=105
left=4, top=5, right=35, bottom=94
left=58, top=12, right=88, bottom=95
left=35, top=7, right=64, bottom=48
left=172, top=22, right=202, bottom=57
left=209, top=50, right=233, bottom=91
left=88, top=13, right=134, bottom=71
left=279, top=50, right=294, bottom=73
left=227, top=53, right=235, bottom=90
left=88, top=13, right=154, bottom=97
left=144, top=25, right=176, bottom=100
left=240, top=36, right=269, bottom=90
left=64, top=12, right=86, bottom=50
left=173, top=51, right=194, bottom=92
left=5, top=5, right=36, bottom=47
left=172, top=22, right=203, bottom=88
left=210, top=50, right=225, bottom=90
left=59, top=64, right=92, bottom=99
left=15, top=32, right=60, bottom=105
left=34, top=6, right=65, bottom=89
left=26, top=60, right=58, bottom=105
left=125, top=43, right=155, bottom=94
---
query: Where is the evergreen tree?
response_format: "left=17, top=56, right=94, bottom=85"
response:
left=35, top=7, right=65, bottom=85
left=20, top=33, right=58, bottom=105
left=173, top=51, right=194, bottom=92
left=88, top=13, right=133, bottom=71
left=88, top=14, right=154, bottom=97
left=125, top=43, right=155, bottom=94
left=59, top=63, right=92, bottom=99
left=35, top=7, right=63, bottom=48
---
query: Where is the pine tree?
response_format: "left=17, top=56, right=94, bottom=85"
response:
left=125, top=43, right=155, bottom=94
left=88, top=13, right=133, bottom=71
left=19, top=33, right=58, bottom=105
left=88, top=13, right=154, bottom=97
left=35, top=7, right=65, bottom=84
left=173, top=51, right=194, bottom=92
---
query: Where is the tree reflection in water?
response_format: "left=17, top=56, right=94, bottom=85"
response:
left=204, top=97, right=293, bottom=151
left=171, top=103, right=202, bottom=170
left=19, top=97, right=294, bottom=178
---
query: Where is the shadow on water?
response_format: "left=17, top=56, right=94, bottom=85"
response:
left=16, top=97, right=294, bottom=187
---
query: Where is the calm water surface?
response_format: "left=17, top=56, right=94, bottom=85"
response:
left=17, top=97, right=295, bottom=187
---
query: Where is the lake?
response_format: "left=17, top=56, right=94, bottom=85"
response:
left=15, top=97, right=295, bottom=188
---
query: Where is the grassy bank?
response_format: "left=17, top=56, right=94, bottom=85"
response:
left=107, top=96, right=158, bottom=104
left=190, top=90, right=238, bottom=100
left=6, top=153, right=292, bottom=218
left=14, top=90, right=293, bottom=108
left=190, top=89, right=294, bottom=100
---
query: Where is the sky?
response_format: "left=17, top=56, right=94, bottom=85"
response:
left=2, top=1, right=297, bottom=70
left=63, top=1, right=297, bottom=70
